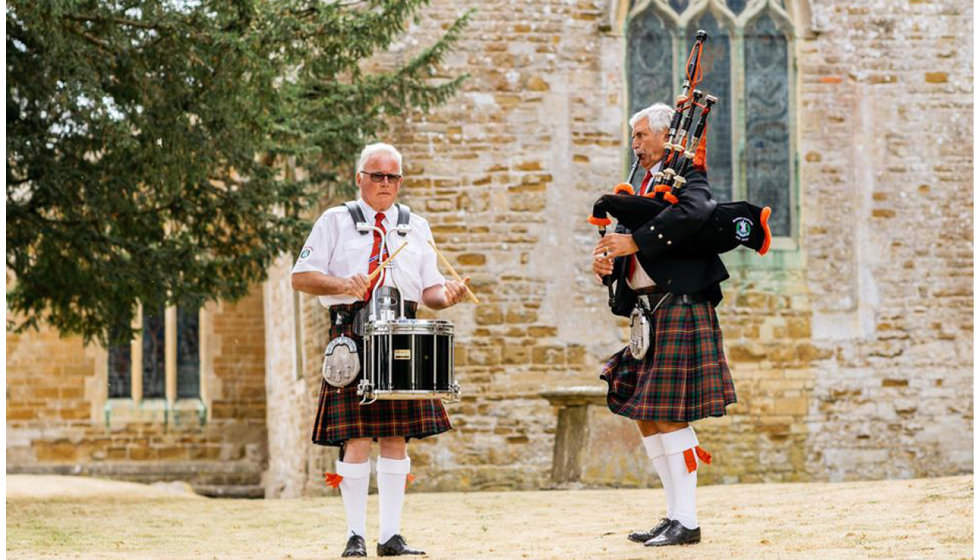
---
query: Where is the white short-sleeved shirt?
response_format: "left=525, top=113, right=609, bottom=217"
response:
left=292, top=199, right=446, bottom=307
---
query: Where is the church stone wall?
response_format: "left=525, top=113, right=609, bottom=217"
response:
left=269, top=0, right=971, bottom=492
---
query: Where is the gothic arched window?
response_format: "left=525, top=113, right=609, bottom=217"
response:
left=627, top=0, right=797, bottom=241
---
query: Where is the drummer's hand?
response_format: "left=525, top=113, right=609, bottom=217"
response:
left=444, top=276, right=470, bottom=307
left=342, top=274, right=370, bottom=299
left=593, top=255, right=613, bottom=283
left=593, top=233, right=639, bottom=259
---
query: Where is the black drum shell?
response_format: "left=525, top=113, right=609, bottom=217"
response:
left=363, top=319, right=455, bottom=397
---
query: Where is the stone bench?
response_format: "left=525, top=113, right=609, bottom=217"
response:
left=540, top=386, right=658, bottom=489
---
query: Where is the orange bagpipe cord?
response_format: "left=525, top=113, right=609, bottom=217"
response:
left=676, top=40, right=709, bottom=175
left=672, top=39, right=705, bottom=118
left=693, top=123, right=708, bottom=172
left=688, top=41, right=709, bottom=173
left=686, top=40, right=705, bottom=89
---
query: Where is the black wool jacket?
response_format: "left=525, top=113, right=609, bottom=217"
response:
left=608, top=169, right=730, bottom=317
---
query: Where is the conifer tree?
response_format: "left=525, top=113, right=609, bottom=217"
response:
left=7, top=0, right=469, bottom=343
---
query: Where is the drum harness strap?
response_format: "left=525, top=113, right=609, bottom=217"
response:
left=344, top=201, right=411, bottom=236
left=343, top=201, right=413, bottom=329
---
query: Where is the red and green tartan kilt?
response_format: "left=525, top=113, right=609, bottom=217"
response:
left=311, top=303, right=452, bottom=447
left=600, top=297, right=736, bottom=422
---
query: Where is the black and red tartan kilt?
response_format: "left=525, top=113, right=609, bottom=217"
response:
left=311, top=303, right=452, bottom=447
left=600, top=297, right=736, bottom=422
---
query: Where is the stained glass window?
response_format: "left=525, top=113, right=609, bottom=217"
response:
left=727, top=0, right=747, bottom=15
left=687, top=12, right=732, bottom=202
left=745, top=13, right=791, bottom=236
left=176, top=307, right=200, bottom=399
left=628, top=11, right=673, bottom=120
left=628, top=9, right=673, bottom=186
left=107, top=305, right=202, bottom=406
left=627, top=2, right=795, bottom=239
left=107, top=325, right=132, bottom=399
left=142, top=306, right=166, bottom=399
left=669, top=0, right=689, bottom=14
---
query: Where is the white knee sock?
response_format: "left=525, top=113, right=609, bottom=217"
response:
left=336, top=460, right=371, bottom=538
left=377, top=456, right=411, bottom=544
left=660, top=427, right=700, bottom=530
left=642, top=434, right=675, bottom=519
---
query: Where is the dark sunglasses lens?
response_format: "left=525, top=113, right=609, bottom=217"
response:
left=367, top=172, right=401, bottom=183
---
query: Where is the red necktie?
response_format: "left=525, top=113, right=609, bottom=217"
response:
left=628, top=171, right=655, bottom=279
left=638, top=170, right=654, bottom=196
left=365, top=212, right=388, bottom=301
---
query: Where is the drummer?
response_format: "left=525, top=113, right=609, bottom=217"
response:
left=292, top=142, right=470, bottom=558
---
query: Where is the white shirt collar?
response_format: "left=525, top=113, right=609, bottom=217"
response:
left=357, top=199, right=397, bottom=225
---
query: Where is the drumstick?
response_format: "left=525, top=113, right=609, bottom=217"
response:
left=366, top=241, right=409, bottom=284
left=428, top=240, right=480, bottom=304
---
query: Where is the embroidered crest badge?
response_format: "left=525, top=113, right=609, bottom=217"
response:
left=733, top=217, right=753, bottom=242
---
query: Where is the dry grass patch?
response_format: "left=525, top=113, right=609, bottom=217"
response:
left=6, top=474, right=972, bottom=559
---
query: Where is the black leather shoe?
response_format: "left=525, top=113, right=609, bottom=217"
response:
left=377, top=534, right=426, bottom=556
left=644, top=519, right=701, bottom=546
left=341, top=534, right=366, bottom=557
left=628, top=517, right=672, bottom=543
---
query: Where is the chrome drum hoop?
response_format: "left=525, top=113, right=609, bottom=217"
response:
left=364, top=319, right=454, bottom=337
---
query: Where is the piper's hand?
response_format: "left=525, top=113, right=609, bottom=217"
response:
left=592, top=255, right=613, bottom=284
left=444, top=276, right=471, bottom=307
left=593, top=233, right=639, bottom=259
left=342, top=274, right=370, bottom=299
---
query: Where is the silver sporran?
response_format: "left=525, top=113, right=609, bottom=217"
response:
left=629, top=307, right=650, bottom=360
left=322, top=336, right=361, bottom=388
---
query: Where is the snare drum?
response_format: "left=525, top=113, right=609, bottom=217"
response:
left=357, top=319, right=460, bottom=402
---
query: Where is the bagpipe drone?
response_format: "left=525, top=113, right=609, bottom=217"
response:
left=590, top=31, right=773, bottom=274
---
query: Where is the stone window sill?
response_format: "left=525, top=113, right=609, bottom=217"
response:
left=102, top=398, right=207, bottom=429
left=724, top=236, right=801, bottom=271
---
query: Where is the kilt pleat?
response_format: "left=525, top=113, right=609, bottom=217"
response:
left=311, top=303, right=452, bottom=447
left=600, top=297, right=736, bottom=422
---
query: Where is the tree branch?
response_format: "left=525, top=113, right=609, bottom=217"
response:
left=25, top=199, right=180, bottom=226
left=62, top=14, right=169, bottom=31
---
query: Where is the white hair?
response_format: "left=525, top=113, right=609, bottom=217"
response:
left=356, top=142, right=403, bottom=175
left=629, top=103, right=672, bottom=133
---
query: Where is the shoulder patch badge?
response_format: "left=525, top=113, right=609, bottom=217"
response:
left=733, top=217, right=753, bottom=242
left=299, top=246, right=312, bottom=259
